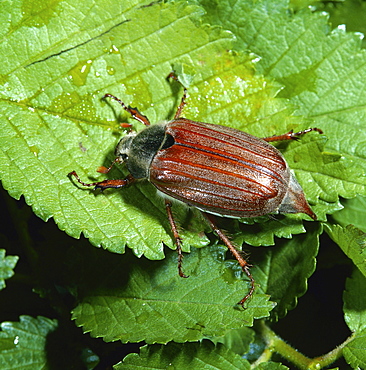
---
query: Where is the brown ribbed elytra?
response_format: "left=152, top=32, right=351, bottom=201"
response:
left=69, top=73, right=322, bottom=307
left=150, top=119, right=290, bottom=218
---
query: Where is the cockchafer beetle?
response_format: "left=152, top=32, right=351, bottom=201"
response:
left=69, top=73, right=322, bottom=307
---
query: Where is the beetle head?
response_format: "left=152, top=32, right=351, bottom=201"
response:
left=114, top=132, right=136, bottom=161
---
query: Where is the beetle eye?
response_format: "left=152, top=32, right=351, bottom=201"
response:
left=161, top=133, right=175, bottom=150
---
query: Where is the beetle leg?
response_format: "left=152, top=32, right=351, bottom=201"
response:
left=203, top=213, right=255, bottom=307
left=103, top=93, right=151, bottom=126
left=165, top=199, right=189, bottom=278
left=167, top=72, right=188, bottom=119
left=69, top=171, right=135, bottom=190
left=262, top=127, right=323, bottom=142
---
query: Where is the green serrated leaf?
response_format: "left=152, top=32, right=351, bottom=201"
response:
left=200, top=0, right=366, bottom=205
left=115, top=340, right=250, bottom=370
left=343, top=328, right=366, bottom=369
left=0, top=249, right=18, bottom=291
left=344, top=268, right=366, bottom=333
left=256, top=222, right=321, bottom=320
left=72, top=245, right=275, bottom=344
left=332, top=196, right=366, bottom=233
left=325, top=224, right=366, bottom=277
left=322, top=0, right=366, bottom=49
left=0, top=0, right=232, bottom=260
left=234, top=214, right=311, bottom=247
left=209, top=327, right=255, bottom=356
left=0, top=0, right=325, bottom=263
left=0, top=316, right=58, bottom=369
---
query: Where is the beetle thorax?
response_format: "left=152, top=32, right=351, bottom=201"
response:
left=115, top=123, right=173, bottom=179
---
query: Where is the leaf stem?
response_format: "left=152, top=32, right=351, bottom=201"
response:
left=253, top=320, right=355, bottom=369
